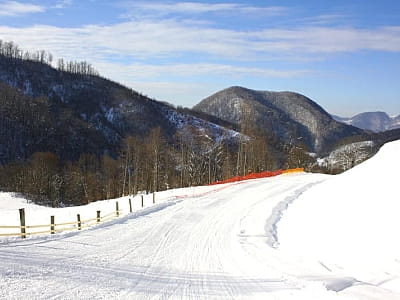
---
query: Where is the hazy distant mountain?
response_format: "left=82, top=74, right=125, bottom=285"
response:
left=333, top=112, right=400, bottom=132
left=194, top=86, right=364, bottom=154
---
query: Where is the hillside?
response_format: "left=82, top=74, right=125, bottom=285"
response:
left=0, top=50, right=242, bottom=205
left=0, top=81, right=110, bottom=162
left=0, top=54, right=239, bottom=163
left=194, top=86, right=365, bottom=154
left=333, top=111, right=400, bottom=132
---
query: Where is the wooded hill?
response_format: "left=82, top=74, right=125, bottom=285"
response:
left=1, top=40, right=399, bottom=207
left=0, top=41, right=243, bottom=206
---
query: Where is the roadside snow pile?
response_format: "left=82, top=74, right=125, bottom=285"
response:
left=277, top=140, right=400, bottom=282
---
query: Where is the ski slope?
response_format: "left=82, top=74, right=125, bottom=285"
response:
left=1, top=141, right=400, bottom=299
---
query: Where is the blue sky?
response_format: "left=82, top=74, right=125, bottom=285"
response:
left=0, top=0, right=399, bottom=116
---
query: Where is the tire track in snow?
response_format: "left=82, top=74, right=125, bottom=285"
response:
left=264, top=179, right=326, bottom=248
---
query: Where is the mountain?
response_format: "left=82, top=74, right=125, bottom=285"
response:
left=1, top=42, right=399, bottom=206
left=332, top=112, right=400, bottom=132
left=0, top=54, right=239, bottom=163
left=193, top=86, right=365, bottom=154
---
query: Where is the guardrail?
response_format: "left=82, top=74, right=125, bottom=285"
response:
left=0, top=194, right=156, bottom=239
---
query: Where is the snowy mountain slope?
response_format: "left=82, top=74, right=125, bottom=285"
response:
left=277, top=140, right=400, bottom=297
left=333, top=111, right=400, bottom=132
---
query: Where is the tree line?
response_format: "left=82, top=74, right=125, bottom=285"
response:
left=0, top=125, right=311, bottom=208
left=0, top=39, right=98, bottom=76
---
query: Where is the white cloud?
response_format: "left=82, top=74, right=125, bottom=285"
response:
left=53, top=0, right=72, bottom=9
left=0, top=1, right=44, bottom=16
left=1, top=20, right=400, bottom=106
left=94, top=61, right=308, bottom=83
left=2, top=21, right=399, bottom=62
left=254, top=26, right=400, bottom=53
left=121, top=2, right=287, bottom=17
left=299, top=14, right=350, bottom=26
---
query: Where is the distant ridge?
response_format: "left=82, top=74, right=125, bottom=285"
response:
left=194, top=86, right=364, bottom=154
left=333, top=112, right=400, bottom=132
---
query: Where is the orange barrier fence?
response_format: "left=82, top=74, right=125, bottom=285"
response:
left=282, top=168, right=304, bottom=174
left=209, top=168, right=304, bottom=185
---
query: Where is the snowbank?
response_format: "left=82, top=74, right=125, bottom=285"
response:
left=277, top=140, right=400, bottom=280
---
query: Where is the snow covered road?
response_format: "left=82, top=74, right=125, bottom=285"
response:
left=1, top=173, right=340, bottom=299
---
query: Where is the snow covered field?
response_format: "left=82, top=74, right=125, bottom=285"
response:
left=0, top=141, right=399, bottom=299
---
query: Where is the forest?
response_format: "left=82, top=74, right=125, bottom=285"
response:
left=0, top=122, right=309, bottom=207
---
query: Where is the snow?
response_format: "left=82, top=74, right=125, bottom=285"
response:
left=0, top=140, right=399, bottom=299
left=278, top=140, right=400, bottom=296
left=105, top=107, right=115, bottom=122
left=317, top=140, right=374, bottom=169
left=164, top=106, right=241, bottom=150
left=0, top=186, right=216, bottom=237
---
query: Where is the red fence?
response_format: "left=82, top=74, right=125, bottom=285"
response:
left=209, top=168, right=304, bottom=185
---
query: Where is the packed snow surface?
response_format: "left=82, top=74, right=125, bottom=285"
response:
left=0, top=141, right=399, bottom=299
left=277, top=140, right=400, bottom=295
